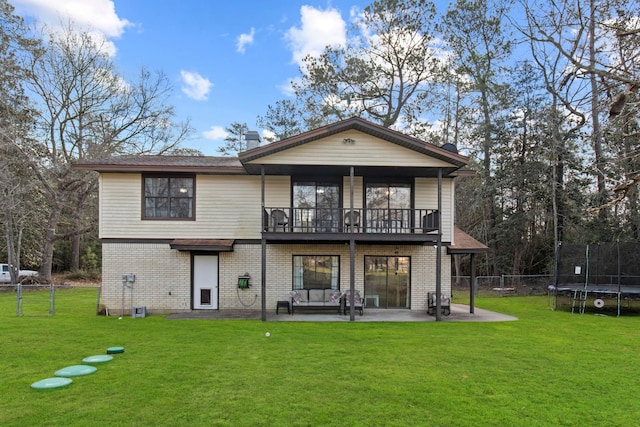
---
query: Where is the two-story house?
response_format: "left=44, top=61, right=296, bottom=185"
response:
left=76, top=117, right=486, bottom=320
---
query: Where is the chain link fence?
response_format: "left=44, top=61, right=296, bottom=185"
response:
left=451, top=275, right=554, bottom=297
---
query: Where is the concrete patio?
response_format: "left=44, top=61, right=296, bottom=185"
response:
left=166, top=304, right=517, bottom=322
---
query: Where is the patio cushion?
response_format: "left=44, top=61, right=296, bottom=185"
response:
left=309, top=289, right=325, bottom=302
left=326, top=289, right=341, bottom=305
left=291, top=289, right=308, bottom=304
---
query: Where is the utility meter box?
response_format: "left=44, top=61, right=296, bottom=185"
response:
left=132, top=306, right=146, bottom=318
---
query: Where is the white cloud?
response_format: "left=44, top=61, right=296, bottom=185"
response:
left=180, top=70, right=213, bottom=101
left=285, top=5, right=346, bottom=66
left=278, top=77, right=300, bottom=97
left=12, top=0, right=131, bottom=56
left=237, top=27, right=255, bottom=54
left=203, top=126, right=228, bottom=141
left=261, top=129, right=276, bottom=141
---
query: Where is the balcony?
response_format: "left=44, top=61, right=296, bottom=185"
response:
left=263, top=207, right=439, bottom=243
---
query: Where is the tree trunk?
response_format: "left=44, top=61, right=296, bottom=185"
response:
left=4, top=214, right=17, bottom=283
left=480, top=88, right=499, bottom=275
left=70, top=188, right=90, bottom=272
left=40, top=203, right=62, bottom=282
left=70, top=230, right=82, bottom=272
left=589, top=0, right=606, bottom=217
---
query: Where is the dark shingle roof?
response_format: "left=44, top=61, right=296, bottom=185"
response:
left=75, top=155, right=245, bottom=174
left=448, top=228, right=489, bottom=254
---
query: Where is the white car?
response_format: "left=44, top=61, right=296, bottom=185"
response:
left=0, top=263, right=39, bottom=283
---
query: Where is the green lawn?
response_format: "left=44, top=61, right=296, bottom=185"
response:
left=1, top=288, right=638, bottom=426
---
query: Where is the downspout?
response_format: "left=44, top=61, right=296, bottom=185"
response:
left=261, top=166, right=267, bottom=321
left=436, top=168, right=442, bottom=321
left=349, top=166, right=355, bottom=321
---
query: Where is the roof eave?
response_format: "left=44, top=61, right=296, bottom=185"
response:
left=73, top=164, right=247, bottom=175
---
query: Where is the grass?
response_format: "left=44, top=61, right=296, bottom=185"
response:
left=1, top=288, right=639, bottom=426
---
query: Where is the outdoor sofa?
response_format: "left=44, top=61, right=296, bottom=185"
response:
left=290, top=289, right=342, bottom=314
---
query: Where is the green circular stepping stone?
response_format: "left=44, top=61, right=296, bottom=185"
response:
left=107, top=346, right=125, bottom=354
left=82, top=355, right=114, bottom=364
left=55, top=365, right=97, bottom=377
left=32, top=377, right=73, bottom=390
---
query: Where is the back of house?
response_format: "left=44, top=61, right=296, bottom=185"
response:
left=76, top=117, right=486, bottom=317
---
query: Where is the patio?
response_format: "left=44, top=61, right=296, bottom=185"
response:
left=166, top=304, right=517, bottom=322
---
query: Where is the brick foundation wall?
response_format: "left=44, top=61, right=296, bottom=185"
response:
left=101, top=242, right=451, bottom=314
left=102, top=243, right=191, bottom=315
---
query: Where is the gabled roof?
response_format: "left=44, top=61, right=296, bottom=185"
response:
left=238, top=116, right=469, bottom=168
left=75, top=117, right=471, bottom=177
left=74, top=155, right=245, bottom=174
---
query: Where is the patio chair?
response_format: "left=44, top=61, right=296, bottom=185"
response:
left=342, top=289, right=364, bottom=316
left=344, top=210, right=360, bottom=232
left=271, top=209, right=288, bottom=231
left=427, top=291, right=450, bottom=316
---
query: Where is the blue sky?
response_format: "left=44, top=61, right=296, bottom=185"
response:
left=11, top=0, right=376, bottom=155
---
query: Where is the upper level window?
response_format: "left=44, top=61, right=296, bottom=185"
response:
left=365, top=182, right=411, bottom=232
left=292, top=180, right=341, bottom=232
left=143, top=175, right=194, bottom=219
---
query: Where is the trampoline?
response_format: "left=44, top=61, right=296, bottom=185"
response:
left=551, top=242, right=640, bottom=316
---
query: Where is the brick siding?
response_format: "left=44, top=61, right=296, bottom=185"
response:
left=101, top=242, right=451, bottom=314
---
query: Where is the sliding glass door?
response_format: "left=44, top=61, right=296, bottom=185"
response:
left=364, top=256, right=410, bottom=308
left=293, top=181, right=341, bottom=232
left=365, top=183, right=411, bottom=232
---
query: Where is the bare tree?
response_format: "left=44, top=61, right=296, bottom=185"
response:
left=19, top=25, right=191, bottom=280
left=520, top=0, right=640, bottom=214
left=0, top=0, right=43, bottom=280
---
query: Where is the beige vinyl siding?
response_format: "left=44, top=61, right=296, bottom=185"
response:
left=415, top=178, right=454, bottom=241
left=98, top=174, right=104, bottom=238
left=198, top=175, right=260, bottom=239
left=100, top=173, right=289, bottom=239
left=342, top=176, right=363, bottom=209
left=250, top=130, right=455, bottom=168
left=99, top=173, right=140, bottom=239
left=99, top=172, right=453, bottom=240
left=264, top=175, right=290, bottom=208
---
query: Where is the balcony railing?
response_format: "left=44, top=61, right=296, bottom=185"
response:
left=263, top=207, right=439, bottom=234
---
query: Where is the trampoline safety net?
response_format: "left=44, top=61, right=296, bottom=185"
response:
left=553, top=242, right=640, bottom=315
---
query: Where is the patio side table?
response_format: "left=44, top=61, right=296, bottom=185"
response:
left=276, top=300, right=291, bottom=315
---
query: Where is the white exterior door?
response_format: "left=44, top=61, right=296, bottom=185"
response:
left=193, top=255, right=218, bottom=309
